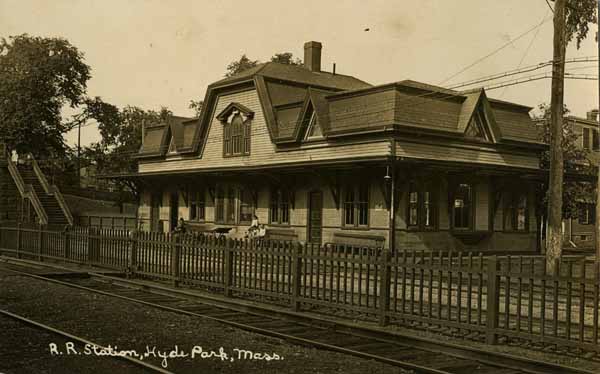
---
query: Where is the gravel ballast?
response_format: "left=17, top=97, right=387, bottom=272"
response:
left=0, top=269, right=409, bottom=373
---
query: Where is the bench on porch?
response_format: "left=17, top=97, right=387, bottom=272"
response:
left=264, top=228, right=298, bottom=242
left=329, top=232, right=386, bottom=249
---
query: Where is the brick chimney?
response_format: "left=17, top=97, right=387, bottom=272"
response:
left=304, top=41, right=322, bottom=72
left=586, top=109, right=599, bottom=121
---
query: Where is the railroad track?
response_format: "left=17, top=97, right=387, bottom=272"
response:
left=0, top=308, right=173, bottom=374
left=1, top=260, right=595, bottom=374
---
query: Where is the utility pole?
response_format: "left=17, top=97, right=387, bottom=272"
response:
left=596, top=0, right=600, bottom=262
left=77, top=120, right=81, bottom=188
left=547, top=0, right=567, bottom=273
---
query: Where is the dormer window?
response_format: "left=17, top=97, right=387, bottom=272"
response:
left=217, top=102, right=254, bottom=157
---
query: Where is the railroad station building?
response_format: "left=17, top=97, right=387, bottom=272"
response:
left=129, top=41, right=546, bottom=253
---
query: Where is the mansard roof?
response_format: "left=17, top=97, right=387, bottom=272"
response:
left=140, top=62, right=542, bottom=160
left=138, top=115, right=196, bottom=157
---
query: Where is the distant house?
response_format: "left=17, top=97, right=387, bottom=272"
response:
left=563, top=110, right=599, bottom=250
left=123, top=41, right=546, bottom=252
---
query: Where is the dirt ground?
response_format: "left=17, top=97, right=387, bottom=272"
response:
left=0, top=269, right=410, bottom=374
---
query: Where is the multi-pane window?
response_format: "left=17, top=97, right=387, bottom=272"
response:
left=453, top=183, right=473, bottom=230
left=504, top=192, right=528, bottom=231
left=583, top=128, right=591, bottom=150
left=407, top=181, right=436, bottom=229
left=270, top=189, right=290, bottom=225
left=226, top=187, right=236, bottom=223
left=344, top=184, right=369, bottom=227
left=593, top=129, right=599, bottom=151
left=215, top=187, right=225, bottom=223
left=579, top=203, right=596, bottom=225
left=239, top=189, right=254, bottom=223
left=215, top=186, right=255, bottom=224
left=223, top=113, right=251, bottom=156
left=189, top=189, right=205, bottom=221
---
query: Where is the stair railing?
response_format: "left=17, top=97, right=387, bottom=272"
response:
left=29, top=155, right=74, bottom=226
left=4, top=149, right=48, bottom=225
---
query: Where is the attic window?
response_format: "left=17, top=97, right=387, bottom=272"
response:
left=167, top=135, right=176, bottom=154
left=465, top=109, right=491, bottom=142
left=305, top=112, right=323, bottom=140
left=223, top=112, right=251, bottom=157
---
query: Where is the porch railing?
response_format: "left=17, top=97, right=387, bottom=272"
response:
left=0, top=224, right=598, bottom=354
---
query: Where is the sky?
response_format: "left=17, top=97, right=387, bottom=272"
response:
left=0, top=0, right=598, bottom=147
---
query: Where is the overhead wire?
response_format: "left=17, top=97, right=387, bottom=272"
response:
left=438, top=16, right=553, bottom=85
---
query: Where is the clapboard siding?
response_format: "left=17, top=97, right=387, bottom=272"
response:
left=395, top=139, right=539, bottom=169
left=139, top=88, right=391, bottom=174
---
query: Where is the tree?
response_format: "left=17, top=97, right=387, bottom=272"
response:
left=225, top=54, right=259, bottom=77
left=224, top=52, right=303, bottom=77
left=189, top=99, right=204, bottom=117
left=535, top=103, right=594, bottom=219
left=78, top=97, right=164, bottom=198
left=0, top=34, right=91, bottom=158
left=546, top=0, right=597, bottom=271
left=270, top=52, right=302, bottom=65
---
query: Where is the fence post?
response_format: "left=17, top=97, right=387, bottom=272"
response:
left=37, top=224, right=44, bottom=262
left=87, top=226, right=98, bottom=265
left=224, top=238, right=234, bottom=297
left=63, top=227, right=70, bottom=261
left=486, top=255, right=500, bottom=345
left=128, top=229, right=138, bottom=278
left=171, top=233, right=180, bottom=287
left=291, top=242, right=303, bottom=312
left=379, top=249, right=391, bottom=326
left=16, top=223, right=22, bottom=259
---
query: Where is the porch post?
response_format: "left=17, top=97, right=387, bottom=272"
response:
left=379, top=159, right=395, bottom=326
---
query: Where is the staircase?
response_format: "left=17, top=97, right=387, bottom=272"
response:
left=17, top=164, right=70, bottom=228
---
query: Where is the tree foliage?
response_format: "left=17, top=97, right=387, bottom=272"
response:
left=188, top=99, right=204, bottom=117
left=225, top=52, right=303, bottom=77
left=270, top=52, right=302, bottom=65
left=561, top=0, right=598, bottom=48
left=534, top=103, right=594, bottom=218
left=78, top=97, right=167, bottom=196
left=0, top=34, right=91, bottom=157
left=225, top=54, right=259, bottom=77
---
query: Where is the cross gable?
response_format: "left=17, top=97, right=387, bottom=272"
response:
left=459, top=89, right=502, bottom=143
left=216, top=102, right=254, bottom=123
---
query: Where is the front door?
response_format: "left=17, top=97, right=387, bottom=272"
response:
left=307, top=191, right=323, bottom=244
left=169, top=191, right=179, bottom=232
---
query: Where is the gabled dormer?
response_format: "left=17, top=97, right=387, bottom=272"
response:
left=458, top=89, right=502, bottom=143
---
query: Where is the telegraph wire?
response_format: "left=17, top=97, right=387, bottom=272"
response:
left=438, top=16, right=553, bottom=85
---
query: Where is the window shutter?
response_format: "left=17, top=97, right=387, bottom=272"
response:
left=583, top=128, right=590, bottom=150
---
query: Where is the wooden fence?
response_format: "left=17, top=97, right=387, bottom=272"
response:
left=0, top=224, right=598, bottom=354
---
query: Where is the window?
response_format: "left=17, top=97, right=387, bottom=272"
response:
left=593, top=130, right=599, bottom=151
left=189, top=189, right=205, bottom=221
left=226, top=187, right=236, bottom=223
left=583, top=128, right=591, bottom=150
left=270, top=189, right=290, bottom=225
left=215, top=186, right=255, bottom=224
left=453, top=183, right=473, bottom=230
left=223, top=113, right=251, bottom=156
left=503, top=192, right=528, bottom=231
left=407, top=181, right=437, bottom=229
left=343, top=184, right=369, bottom=227
left=579, top=203, right=595, bottom=225
left=215, top=187, right=225, bottom=223
left=239, top=188, right=254, bottom=223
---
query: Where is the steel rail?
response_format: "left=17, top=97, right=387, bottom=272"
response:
left=5, top=258, right=593, bottom=374
left=1, top=261, right=596, bottom=374
left=0, top=308, right=174, bottom=374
